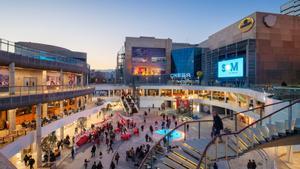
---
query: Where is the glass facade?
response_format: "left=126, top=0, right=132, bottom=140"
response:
left=171, top=48, right=202, bottom=79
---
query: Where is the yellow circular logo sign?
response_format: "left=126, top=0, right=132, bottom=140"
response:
left=238, top=17, right=254, bottom=33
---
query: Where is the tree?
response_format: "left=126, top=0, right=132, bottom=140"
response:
left=41, top=131, right=57, bottom=164
left=77, top=117, right=87, bottom=132
left=196, top=71, right=204, bottom=85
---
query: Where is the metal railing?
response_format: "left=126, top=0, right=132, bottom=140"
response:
left=0, top=101, right=96, bottom=148
left=197, top=99, right=300, bottom=169
left=138, top=100, right=291, bottom=169
left=0, top=38, right=86, bottom=67
left=0, top=85, right=93, bottom=98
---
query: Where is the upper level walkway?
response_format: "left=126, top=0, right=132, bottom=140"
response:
left=0, top=85, right=94, bottom=110
left=0, top=38, right=89, bottom=73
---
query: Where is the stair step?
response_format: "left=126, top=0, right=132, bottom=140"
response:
left=266, top=124, right=279, bottom=138
left=228, top=137, right=247, bottom=152
left=184, top=139, right=211, bottom=152
left=256, top=126, right=270, bottom=139
left=180, top=143, right=201, bottom=160
left=241, top=129, right=260, bottom=144
left=163, top=157, right=187, bottom=169
left=205, top=142, right=237, bottom=159
left=156, top=163, right=173, bottom=169
left=275, top=122, right=286, bottom=136
left=249, top=128, right=265, bottom=143
left=237, top=133, right=252, bottom=148
left=172, top=149, right=199, bottom=164
left=166, top=153, right=197, bottom=169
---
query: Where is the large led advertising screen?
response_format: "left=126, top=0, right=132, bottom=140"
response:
left=218, top=57, right=244, bottom=78
left=132, top=47, right=167, bottom=76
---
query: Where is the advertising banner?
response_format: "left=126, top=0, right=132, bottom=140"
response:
left=0, top=68, right=9, bottom=87
left=132, top=47, right=167, bottom=76
left=218, top=57, right=244, bottom=78
left=47, top=72, right=60, bottom=86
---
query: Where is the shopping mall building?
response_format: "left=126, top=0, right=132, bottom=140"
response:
left=0, top=11, right=300, bottom=169
left=0, top=39, right=95, bottom=167
left=117, top=12, right=300, bottom=87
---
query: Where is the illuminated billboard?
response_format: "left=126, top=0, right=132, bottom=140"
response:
left=132, top=47, right=167, bottom=76
left=218, top=57, right=244, bottom=78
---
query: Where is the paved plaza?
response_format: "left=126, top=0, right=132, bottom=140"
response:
left=10, top=102, right=298, bottom=169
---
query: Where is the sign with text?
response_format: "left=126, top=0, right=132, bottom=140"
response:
left=170, top=73, right=191, bottom=79
left=218, top=58, right=244, bottom=78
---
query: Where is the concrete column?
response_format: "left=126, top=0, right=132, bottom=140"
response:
left=59, top=69, right=64, bottom=91
left=42, top=70, right=47, bottom=92
left=7, top=109, right=16, bottom=130
left=225, top=108, right=228, bottom=116
left=60, top=69, right=64, bottom=88
left=60, top=100, right=64, bottom=116
left=224, top=92, right=227, bottom=103
left=42, top=103, right=48, bottom=118
left=59, top=100, right=65, bottom=140
left=210, top=105, right=213, bottom=114
left=80, top=75, right=84, bottom=86
left=9, top=62, right=15, bottom=95
left=36, top=104, right=42, bottom=168
left=210, top=91, right=213, bottom=100
left=60, top=127, right=64, bottom=140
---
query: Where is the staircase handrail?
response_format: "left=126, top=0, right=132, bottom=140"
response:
left=138, top=99, right=292, bottom=169
left=196, top=99, right=300, bottom=169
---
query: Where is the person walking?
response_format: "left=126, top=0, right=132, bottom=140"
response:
left=145, top=134, right=149, bottom=142
left=252, top=160, right=257, bottom=169
left=141, top=125, right=144, bottom=132
left=91, top=145, right=96, bottom=157
left=213, top=163, right=218, bottom=169
left=110, top=161, right=116, bottom=169
left=71, top=147, right=75, bottom=160
left=99, top=151, right=103, bottom=159
left=23, top=154, right=29, bottom=166
left=91, top=162, right=97, bottom=169
left=149, top=125, right=154, bottom=134
left=115, top=152, right=120, bottom=165
left=28, top=157, right=35, bottom=169
left=84, top=159, right=89, bottom=169
left=247, top=160, right=252, bottom=169
left=186, top=124, right=189, bottom=132
left=212, top=111, right=223, bottom=142
left=97, top=161, right=103, bottom=169
left=108, top=141, right=113, bottom=153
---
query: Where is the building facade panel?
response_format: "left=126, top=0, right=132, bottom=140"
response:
left=124, top=37, right=172, bottom=84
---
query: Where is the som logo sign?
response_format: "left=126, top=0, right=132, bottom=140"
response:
left=218, top=58, right=244, bottom=78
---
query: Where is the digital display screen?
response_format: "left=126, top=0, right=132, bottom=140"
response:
left=132, top=47, right=167, bottom=76
left=218, top=57, right=244, bottom=78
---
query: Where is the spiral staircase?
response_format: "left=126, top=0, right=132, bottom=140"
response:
left=139, top=100, right=300, bottom=169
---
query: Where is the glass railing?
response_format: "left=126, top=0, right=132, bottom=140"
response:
left=138, top=100, right=295, bottom=169
left=197, top=99, right=300, bottom=169
left=0, top=38, right=86, bottom=67
left=0, top=100, right=100, bottom=148
left=0, top=85, right=94, bottom=98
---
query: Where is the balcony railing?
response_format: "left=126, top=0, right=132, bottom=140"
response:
left=0, top=85, right=93, bottom=98
left=0, top=38, right=86, bottom=67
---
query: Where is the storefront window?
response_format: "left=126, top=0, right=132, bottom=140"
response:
left=161, top=89, right=172, bottom=97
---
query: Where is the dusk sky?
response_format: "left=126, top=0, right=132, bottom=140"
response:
left=0, top=0, right=286, bottom=69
